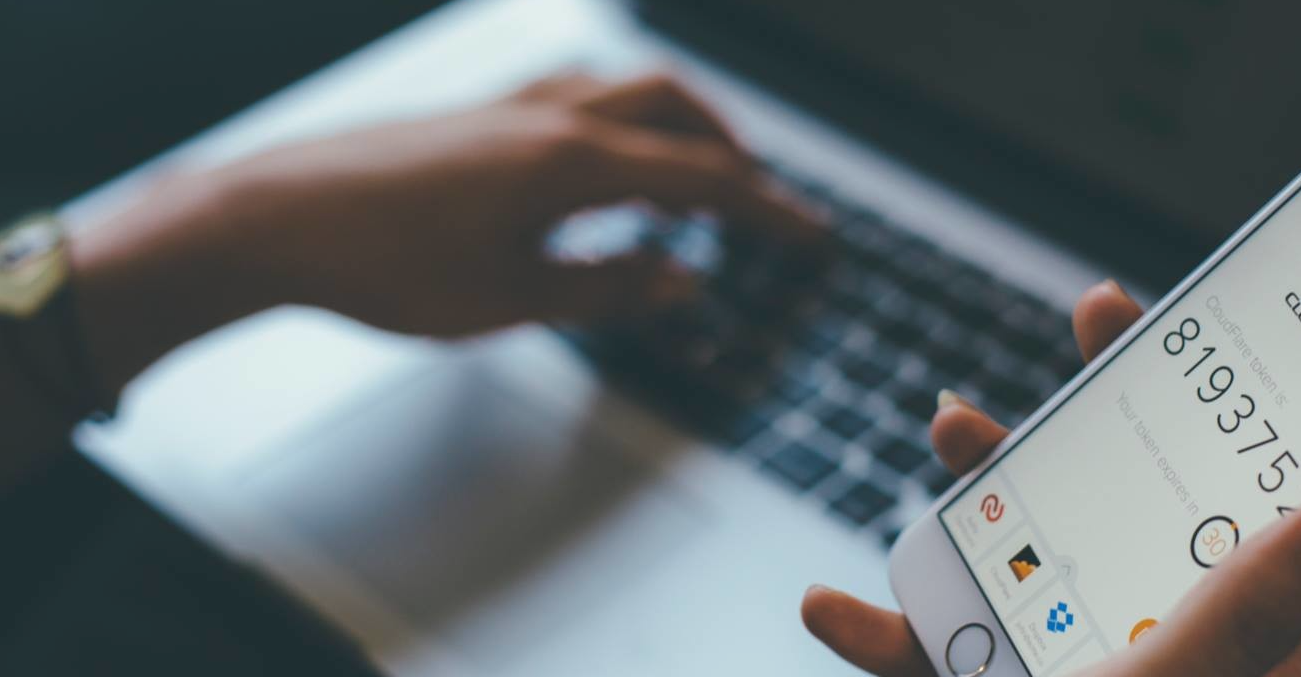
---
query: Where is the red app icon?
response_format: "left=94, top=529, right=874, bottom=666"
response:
left=981, top=494, right=1005, bottom=523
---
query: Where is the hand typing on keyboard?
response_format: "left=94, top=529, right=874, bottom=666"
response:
left=14, top=71, right=823, bottom=488
left=66, top=72, right=823, bottom=399
left=801, top=281, right=1301, bottom=677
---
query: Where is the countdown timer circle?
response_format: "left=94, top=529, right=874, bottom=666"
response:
left=1190, top=516, right=1240, bottom=569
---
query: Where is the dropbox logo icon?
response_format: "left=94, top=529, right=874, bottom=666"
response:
left=1046, top=602, right=1075, bottom=634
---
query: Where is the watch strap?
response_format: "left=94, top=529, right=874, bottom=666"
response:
left=0, top=285, right=116, bottom=423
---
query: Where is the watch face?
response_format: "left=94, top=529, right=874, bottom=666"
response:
left=1, top=220, right=61, bottom=271
left=0, top=214, right=68, bottom=318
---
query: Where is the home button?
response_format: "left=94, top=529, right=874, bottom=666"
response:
left=945, top=623, right=995, bottom=676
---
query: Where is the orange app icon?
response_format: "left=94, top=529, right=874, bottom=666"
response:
left=1007, top=544, right=1040, bottom=583
left=1130, top=618, right=1158, bottom=644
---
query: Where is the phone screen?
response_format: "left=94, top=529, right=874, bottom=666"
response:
left=939, top=187, right=1301, bottom=675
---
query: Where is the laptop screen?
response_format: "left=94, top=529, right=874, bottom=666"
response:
left=675, top=1, right=1301, bottom=240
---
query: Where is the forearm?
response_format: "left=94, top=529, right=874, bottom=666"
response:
left=69, top=173, right=277, bottom=394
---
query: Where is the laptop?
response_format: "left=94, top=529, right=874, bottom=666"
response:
left=69, top=0, right=1301, bottom=674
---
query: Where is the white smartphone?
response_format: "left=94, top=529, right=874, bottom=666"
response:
left=891, top=172, right=1301, bottom=677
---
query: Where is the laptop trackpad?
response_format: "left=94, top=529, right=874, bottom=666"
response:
left=240, top=354, right=709, bottom=665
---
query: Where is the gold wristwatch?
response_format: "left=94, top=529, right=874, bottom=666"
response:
left=0, top=213, right=111, bottom=420
left=0, top=213, right=70, bottom=319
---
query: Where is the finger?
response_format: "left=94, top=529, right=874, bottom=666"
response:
left=930, top=390, right=1009, bottom=475
left=511, top=71, right=605, bottom=104
left=1072, top=279, right=1143, bottom=362
left=578, top=72, right=745, bottom=151
left=1112, top=512, right=1301, bottom=677
left=929, top=281, right=1143, bottom=476
left=801, top=585, right=937, bottom=677
left=550, top=121, right=823, bottom=242
left=524, top=253, right=697, bottom=322
left=1265, top=646, right=1301, bottom=677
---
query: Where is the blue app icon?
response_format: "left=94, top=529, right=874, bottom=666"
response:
left=1046, top=602, right=1075, bottom=634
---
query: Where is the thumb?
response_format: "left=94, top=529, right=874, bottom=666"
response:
left=529, top=254, right=697, bottom=322
left=1102, top=512, right=1301, bottom=677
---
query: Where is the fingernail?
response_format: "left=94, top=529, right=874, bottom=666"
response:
left=805, top=584, right=836, bottom=596
left=937, top=388, right=973, bottom=411
left=1103, top=278, right=1134, bottom=302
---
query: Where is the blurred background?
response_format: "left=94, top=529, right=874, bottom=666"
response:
left=0, top=0, right=446, bottom=220
left=8, top=0, right=1301, bottom=288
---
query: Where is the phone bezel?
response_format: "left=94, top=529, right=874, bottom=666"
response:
left=890, top=169, right=1301, bottom=676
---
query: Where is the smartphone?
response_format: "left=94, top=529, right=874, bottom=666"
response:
left=891, top=173, right=1301, bottom=677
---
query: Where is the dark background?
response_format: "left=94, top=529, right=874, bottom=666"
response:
left=0, top=0, right=446, bottom=221
left=5, top=0, right=1289, bottom=289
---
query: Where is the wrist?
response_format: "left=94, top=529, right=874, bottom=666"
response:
left=68, top=170, right=284, bottom=393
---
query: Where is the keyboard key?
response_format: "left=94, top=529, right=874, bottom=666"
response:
left=978, top=373, right=1042, bottom=413
left=710, top=346, right=773, bottom=385
left=795, top=319, right=845, bottom=355
left=946, top=301, right=999, bottom=330
left=925, top=471, right=957, bottom=497
left=845, top=240, right=890, bottom=272
left=830, top=481, right=897, bottom=525
left=1048, top=352, right=1083, bottom=382
left=828, top=286, right=871, bottom=317
left=820, top=405, right=874, bottom=440
left=995, top=325, right=1055, bottom=361
left=925, top=343, right=983, bottom=380
left=903, top=277, right=964, bottom=310
left=763, top=443, right=837, bottom=490
left=870, top=314, right=927, bottom=348
left=771, top=373, right=818, bottom=405
left=875, top=437, right=932, bottom=474
left=713, top=410, right=772, bottom=449
left=842, top=356, right=893, bottom=388
left=769, top=253, right=827, bottom=289
left=894, top=385, right=938, bottom=422
left=843, top=204, right=888, bottom=228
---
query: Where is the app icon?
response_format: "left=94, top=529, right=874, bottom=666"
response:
left=1008, top=544, right=1041, bottom=583
left=1130, top=618, right=1158, bottom=644
left=1046, top=602, right=1075, bottom=634
left=980, top=494, right=1005, bottom=523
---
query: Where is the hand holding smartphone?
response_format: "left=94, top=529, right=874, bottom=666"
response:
left=805, top=175, right=1301, bottom=676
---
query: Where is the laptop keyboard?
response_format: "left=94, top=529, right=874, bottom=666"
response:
left=563, top=164, right=1082, bottom=547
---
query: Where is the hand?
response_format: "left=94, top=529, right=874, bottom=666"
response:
left=69, top=72, right=821, bottom=393
left=800, top=280, right=1301, bottom=676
